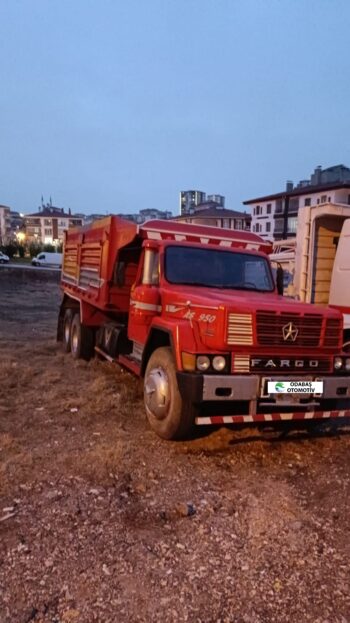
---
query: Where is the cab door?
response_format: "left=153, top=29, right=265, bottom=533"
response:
left=128, top=243, right=161, bottom=345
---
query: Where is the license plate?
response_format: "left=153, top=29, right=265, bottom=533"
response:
left=261, top=377, right=314, bottom=397
left=274, top=392, right=311, bottom=404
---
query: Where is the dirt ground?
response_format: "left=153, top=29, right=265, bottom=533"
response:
left=0, top=267, right=350, bottom=623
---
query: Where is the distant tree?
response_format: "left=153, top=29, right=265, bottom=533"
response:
left=43, top=243, right=55, bottom=252
left=28, top=242, right=43, bottom=258
left=4, top=243, right=18, bottom=258
left=18, top=245, right=25, bottom=258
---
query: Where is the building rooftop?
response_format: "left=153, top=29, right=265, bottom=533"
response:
left=176, top=206, right=251, bottom=219
left=243, top=181, right=350, bottom=205
left=26, top=207, right=75, bottom=218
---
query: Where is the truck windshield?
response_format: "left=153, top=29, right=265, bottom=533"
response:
left=165, top=246, right=274, bottom=292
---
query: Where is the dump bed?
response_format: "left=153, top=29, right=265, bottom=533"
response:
left=62, top=216, right=139, bottom=313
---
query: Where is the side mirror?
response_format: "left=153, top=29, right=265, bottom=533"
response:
left=276, top=264, right=284, bottom=295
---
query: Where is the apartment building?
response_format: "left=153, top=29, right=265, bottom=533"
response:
left=174, top=201, right=250, bottom=230
left=116, top=208, right=172, bottom=224
left=0, top=205, right=12, bottom=245
left=25, top=206, right=83, bottom=244
left=180, top=190, right=225, bottom=215
left=244, top=165, right=350, bottom=241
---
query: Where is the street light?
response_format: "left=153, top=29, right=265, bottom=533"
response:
left=16, top=231, right=26, bottom=243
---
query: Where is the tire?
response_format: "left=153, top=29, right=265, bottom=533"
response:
left=144, top=347, right=196, bottom=440
left=70, top=313, right=94, bottom=360
left=62, top=309, right=74, bottom=353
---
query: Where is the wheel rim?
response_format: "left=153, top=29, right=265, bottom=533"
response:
left=144, top=367, right=170, bottom=420
left=71, top=326, right=78, bottom=354
left=64, top=318, right=70, bottom=344
left=343, top=341, right=350, bottom=353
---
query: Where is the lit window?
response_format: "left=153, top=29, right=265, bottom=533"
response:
left=287, top=217, right=297, bottom=234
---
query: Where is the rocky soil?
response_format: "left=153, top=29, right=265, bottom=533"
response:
left=0, top=267, right=349, bottom=623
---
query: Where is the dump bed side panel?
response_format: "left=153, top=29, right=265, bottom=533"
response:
left=61, top=216, right=138, bottom=312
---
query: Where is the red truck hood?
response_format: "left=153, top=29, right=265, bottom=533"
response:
left=162, top=284, right=342, bottom=353
left=163, top=285, right=341, bottom=319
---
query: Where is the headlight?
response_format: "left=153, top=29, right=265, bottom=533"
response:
left=212, top=356, right=226, bottom=371
left=196, top=355, right=210, bottom=371
left=334, top=356, right=343, bottom=370
left=345, top=358, right=350, bottom=372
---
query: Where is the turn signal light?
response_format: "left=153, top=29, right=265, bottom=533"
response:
left=181, top=352, right=196, bottom=371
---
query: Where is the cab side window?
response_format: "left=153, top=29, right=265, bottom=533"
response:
left=142, top=249, right=159, bottom=286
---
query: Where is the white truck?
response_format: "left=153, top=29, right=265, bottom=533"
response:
left=270, top=203, right=350, bottom=350
left=31, top=252, right=62, bottom=268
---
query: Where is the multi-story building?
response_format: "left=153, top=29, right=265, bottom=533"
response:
left=207, top=194, right=225, bottom=207
left=84, top=213, right=107, bottom=225
left=244, top=164, right=350, bottom=241
left=115, top=208, right=172, bottom=224
left=180, top=190, right=227, bottom=215
left=25, top=205, right=83, bottom=245
left=309, top=164, right=350, bottom=186
left=10, top=211, right=25, bottom=240
left=174, top=201, right=251, bottom=230
left=180, top=190, right=207, bottom=215
left=0, top=205, right=12, bottom=245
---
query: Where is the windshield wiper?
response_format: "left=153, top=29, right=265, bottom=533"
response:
left=172, top=281, right=219, bottom=287
left=222, top=285, right=272, bottom=292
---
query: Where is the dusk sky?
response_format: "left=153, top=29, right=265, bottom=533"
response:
left=1, top=0, right=350, bottom=216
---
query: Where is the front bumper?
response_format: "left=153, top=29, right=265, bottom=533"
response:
left=176, top=372, right=350, bottom=426
left=177, top=373, right=350, bottom=402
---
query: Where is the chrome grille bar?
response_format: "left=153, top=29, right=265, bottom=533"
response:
left=227, top=313, right=253, bottom=346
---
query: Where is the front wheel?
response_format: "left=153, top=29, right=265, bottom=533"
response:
left=144, top=347, right=196, bottom=440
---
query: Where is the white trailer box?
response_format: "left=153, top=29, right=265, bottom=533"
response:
left=270, top=203, right=350, bottom=345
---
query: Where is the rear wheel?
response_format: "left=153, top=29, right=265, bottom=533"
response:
left=144, top=347, right=196, bottom=440
left=70, top=313, right=94, bottom=360
left=62, top=309, right=74, bottom=353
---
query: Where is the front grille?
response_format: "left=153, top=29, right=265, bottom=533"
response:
left=324, top=318, right=342, bottom=348
left=256, top=311, right=322, bottom=347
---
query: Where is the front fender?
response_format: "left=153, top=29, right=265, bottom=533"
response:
left=147, top=317, right=199, bottom=371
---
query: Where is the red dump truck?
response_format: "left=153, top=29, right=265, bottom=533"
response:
left=57, top=216, right=350, bottom=439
